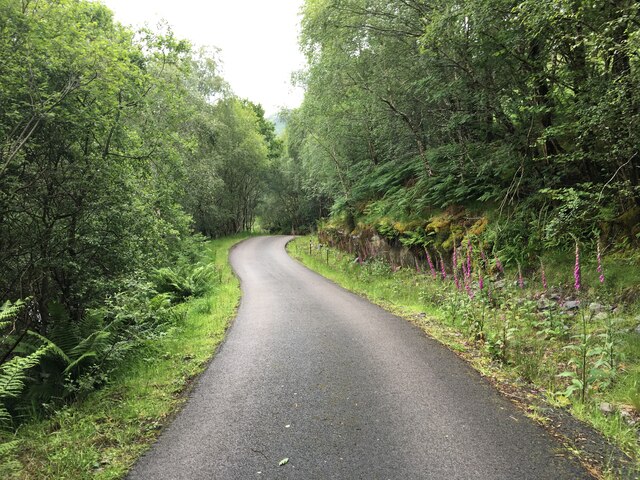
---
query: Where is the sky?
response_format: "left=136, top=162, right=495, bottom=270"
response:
left=99, top=0, right=307, bottom=116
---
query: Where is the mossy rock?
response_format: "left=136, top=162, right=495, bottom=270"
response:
left=468, top=217, right=489, bottom=237
left=426, top=213, right=453, bottom=233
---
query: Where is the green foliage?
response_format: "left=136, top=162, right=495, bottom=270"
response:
left=22, top=307, right=113, bottom=404
left=0, top=0, right=270, bottom=436
left=0, top=300, right=23, bottom=324
left=0, top=241, right=225, bottom=431
left=181, top=96, right=270, bottom=236
left=153, top=264, right=218, bottom=302
left=540, top=185, right=615, bottom=247
left=259, top=110, right=330, bottom=233
left=630, top=382, right=640, bottom=413
left=0, top=235, right=246, bottom=479
left=0, top=346, right=50, bottom=427
left=288, top=0, right=640, bottom=252
left=0, top=0, right=269, bottom=324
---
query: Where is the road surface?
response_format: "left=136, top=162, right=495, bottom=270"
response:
left=128, top=235, right=589, bottom=479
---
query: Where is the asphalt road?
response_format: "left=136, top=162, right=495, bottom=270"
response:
left=128, top=235, right=590, bottom=480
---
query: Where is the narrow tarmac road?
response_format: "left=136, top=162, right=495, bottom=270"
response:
left=128, top=235, right=590, bottom=480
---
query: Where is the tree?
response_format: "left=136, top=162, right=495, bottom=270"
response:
left=290, top=0, right=639, bottom=246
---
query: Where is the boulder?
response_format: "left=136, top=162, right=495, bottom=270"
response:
left=537, top=298, right=555, bottom=311
left=589, top=302, right=607, bottom=313
left=599, top=402, right=615, bottom=415
left=562, top=300, right=581, bottom=311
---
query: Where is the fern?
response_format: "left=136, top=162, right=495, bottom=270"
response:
left=65, top=329, right=111, bottom=374
left=0, top=438, right=20, bottom=477
left=1, top=300, right=25, bottom=352
left=17, top=305, right=114, bottom=404
left=0, top=438, right=19, bottom=456
left=0, top=346, right=49, bottom=426
left=0, top=300, right=23, bottom=322
left=26, top=330, right=70, bottom=365
left=153, top=263, right=218, bottom=302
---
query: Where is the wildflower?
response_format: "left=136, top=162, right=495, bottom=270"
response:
left=462, top=245, right=470, bottom=283
left=574, top=240, right=581, bottom=292
left=596, top=241, right=605, bottom=284
left=466, top=240, right=473, bottom=277
left=465, top=279, right=475, bottom=299
left=452, top=241, right=457, bottom=270
left=438, top=252, right=447, bottom=280
left=453, top=242, right=461, bottom=290
left=425, top=247, right=437, bottom=279
left=478, top=274, right=484, bottom=290
left=495, top=256, right=504, bottom=274
left=517, top=263, right=524, bottom=289
left=540, top=260, right=548, bottom=290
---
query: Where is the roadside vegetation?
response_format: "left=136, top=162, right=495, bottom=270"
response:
left=267, top=3, right=640, bottom=475
left=289, top=235, right=640, bottom=477
left=0, top=235, right=247, bottom=479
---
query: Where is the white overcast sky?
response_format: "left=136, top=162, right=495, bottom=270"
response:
left=99, top=0, right=306, bottom=116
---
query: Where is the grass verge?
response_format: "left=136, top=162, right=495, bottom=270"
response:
left=1, top=234, right=248, bottom=479
left=288, top=236, right=640, bottom=479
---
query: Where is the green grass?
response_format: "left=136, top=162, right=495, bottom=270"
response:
left=0, top=234, right=248, bottom=479
left=288, top=236, right=640, bottom=474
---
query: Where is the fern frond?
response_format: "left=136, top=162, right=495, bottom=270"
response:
left=0, top=346, right=49, bottom=426
left=0, top=405, right=11, bottom=424
left=0, top=346, right=49, bottom=400
left=69, top=329, right=110, bottom=356
left=0, top=300, right=24, bottom=322
left=63, top=352, right=98, bottom=374
left=47, top=317, right=80, bottom=356
left=77, top=313, right=103, bottom=338
left=0, top=439, right=19, bottom=456
left=66, top=330, right=111, bottom=373
left=26, top=330, right=70, bottom=365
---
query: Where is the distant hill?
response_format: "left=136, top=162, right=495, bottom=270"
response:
left=268, top=113, right=286, bottom=136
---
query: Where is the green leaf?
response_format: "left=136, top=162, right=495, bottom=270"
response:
left=279, top=458, right=289, bottom=466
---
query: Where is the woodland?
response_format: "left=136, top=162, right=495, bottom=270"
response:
left=0, top=0, right=279, bottom=434
left=1, top=0, right=639, bottom=476
left=270, top=0, right=640, bottom=252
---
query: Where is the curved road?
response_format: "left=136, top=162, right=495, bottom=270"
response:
left=129, top=236, right=589, bottom=479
